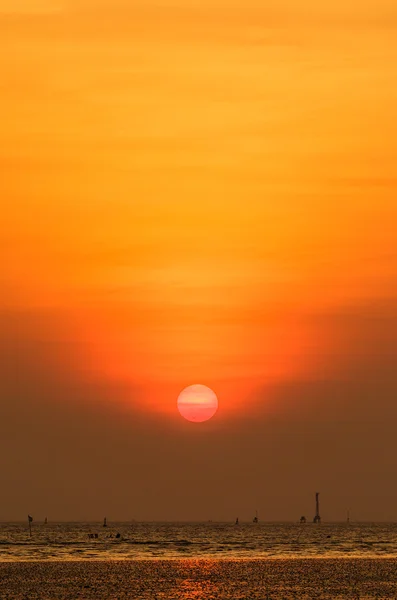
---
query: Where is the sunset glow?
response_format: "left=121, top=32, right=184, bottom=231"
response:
left=2, top=0, right=397, bottom=526
left=1, top=0, right=397, bottom=421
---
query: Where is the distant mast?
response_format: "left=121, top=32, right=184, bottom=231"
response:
left=103, top=517, right=107, bottom=527
left=28, top=514, right=33, bottom=537
left=313, top=492, right=321, bottom=523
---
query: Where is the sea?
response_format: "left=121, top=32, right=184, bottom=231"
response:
left=1, top=521, right=397, bottom=561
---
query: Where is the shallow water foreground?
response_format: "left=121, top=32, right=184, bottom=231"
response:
left=2, top=522, right=397, bottom=560
left=1, top=558, right=396, bottom=599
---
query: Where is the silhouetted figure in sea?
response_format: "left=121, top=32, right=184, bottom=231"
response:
left=235, top=517, right=239, bottom=525
left=115, top=532, right=121, bottom=539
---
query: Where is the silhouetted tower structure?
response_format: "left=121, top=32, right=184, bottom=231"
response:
left=313, top=492, right=321, bottom=523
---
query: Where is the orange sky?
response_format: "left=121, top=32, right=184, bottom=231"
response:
left=1, top=0, right=397, bottom=417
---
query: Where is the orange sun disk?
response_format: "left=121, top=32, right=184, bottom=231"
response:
left=177, top=384, right=218, bottom=423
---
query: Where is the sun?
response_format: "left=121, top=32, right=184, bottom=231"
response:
left=177, top=384, right=218, bottom=423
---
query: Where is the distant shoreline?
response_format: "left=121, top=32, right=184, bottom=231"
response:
left=1, top=520, right=396, bottom=524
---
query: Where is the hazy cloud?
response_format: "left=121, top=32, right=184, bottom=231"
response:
left=1, top=296, right=396, bottom=521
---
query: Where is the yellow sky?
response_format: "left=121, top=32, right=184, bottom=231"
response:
left=1, top=0, right=396, bottom=413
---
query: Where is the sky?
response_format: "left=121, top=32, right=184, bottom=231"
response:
left=1, top=0, right=397, bottom=522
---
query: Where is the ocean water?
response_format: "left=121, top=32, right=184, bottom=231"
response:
left=1, top=521, right=396, bottom=561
